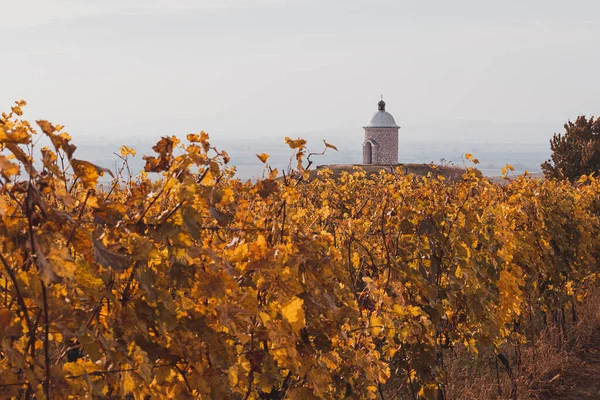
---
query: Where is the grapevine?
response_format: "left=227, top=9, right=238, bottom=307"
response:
left=0, top=102, right=599, bottom=399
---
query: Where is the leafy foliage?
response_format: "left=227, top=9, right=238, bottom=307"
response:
left=542, top=115, right=600, bottom=181
left=1, top=102, right=600, bottom=399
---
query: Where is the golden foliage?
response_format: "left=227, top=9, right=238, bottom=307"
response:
left=0, top=102, right=599, bottom=399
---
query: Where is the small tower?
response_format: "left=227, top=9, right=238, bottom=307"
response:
left=362, top=98, right=400, bottom=164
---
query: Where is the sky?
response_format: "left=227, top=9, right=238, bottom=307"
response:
left=2, top=0, right=600, bottom=140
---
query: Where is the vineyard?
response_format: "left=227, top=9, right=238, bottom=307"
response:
left=1, top=102, right=600, bottom=399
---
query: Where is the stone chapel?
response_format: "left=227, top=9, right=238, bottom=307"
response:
left=362, top=98, right=400, bottom=165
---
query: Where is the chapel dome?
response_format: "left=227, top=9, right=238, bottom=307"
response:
left=363, top=100, right=400, bottom=128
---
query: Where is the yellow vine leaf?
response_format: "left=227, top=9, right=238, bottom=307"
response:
left=0, top=126, right=31, bottom=144
left=455, top=265, right=464, bottom=279
left=71, top=159, right=114, bottom=188
left=187, top=131, right=209, bottom=143
left=281, top=297, right=305, bottom=332
left=120, top=145, right=136, bottom=157
left=370, top=314, right=383, bottom=336
left=122, top=372, right=136, bottom=395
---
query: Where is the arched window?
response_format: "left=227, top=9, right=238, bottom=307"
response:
left=365, top=141, right=373, bottom=164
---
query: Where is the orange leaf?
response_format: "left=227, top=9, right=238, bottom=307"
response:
left=0, top=155, right=20, bottom=178
left=323, top=140, right=338, bottom=151
left=71, top=159, right=114, bottom=188
left=285, top=137, right=307, bottom=149
left=256, top=153, right=269, bottom=163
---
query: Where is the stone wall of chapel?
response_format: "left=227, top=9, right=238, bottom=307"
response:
left=363, top=127, right=398, bottom=164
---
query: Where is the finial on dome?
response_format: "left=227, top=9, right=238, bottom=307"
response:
left=378, top=96, right=386, bottom=111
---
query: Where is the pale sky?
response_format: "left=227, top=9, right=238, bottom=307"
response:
left=2, top=0, right=600, bottom=139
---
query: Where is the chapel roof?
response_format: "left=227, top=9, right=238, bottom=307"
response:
left=364, top=99, right=400, bottom=128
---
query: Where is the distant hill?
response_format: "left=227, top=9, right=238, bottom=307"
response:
left=309, top=164, right=547, bottom=184
left=486, top=171, right=544, bottom=184
left=310, top=163, right=469, bottom=181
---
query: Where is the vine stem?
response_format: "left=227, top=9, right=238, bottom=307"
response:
left=41, top=282, right=51, bottom=399
left=400, top=342, right=418, bottom=400
left=0, top=253, right=33, bottom=334
left=279, top=200, right=287, bottom=243
left=175, top=365, right=193, bottom=393
left=136, top=160, right=186, bottom=225
left=380, top=198, right=394, bottom=292
left=66, top=189, right=91, bottom=248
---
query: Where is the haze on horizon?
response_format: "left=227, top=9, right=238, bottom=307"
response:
left=3, top=0, right=600, bottom=143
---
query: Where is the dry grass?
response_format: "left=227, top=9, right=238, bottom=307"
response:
left=383, top=288, right=600, bottom=399
left=444, top=288, right=600, bottom=400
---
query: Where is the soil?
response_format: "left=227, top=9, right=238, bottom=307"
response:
left=544, top=329, right=600, bottom=399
